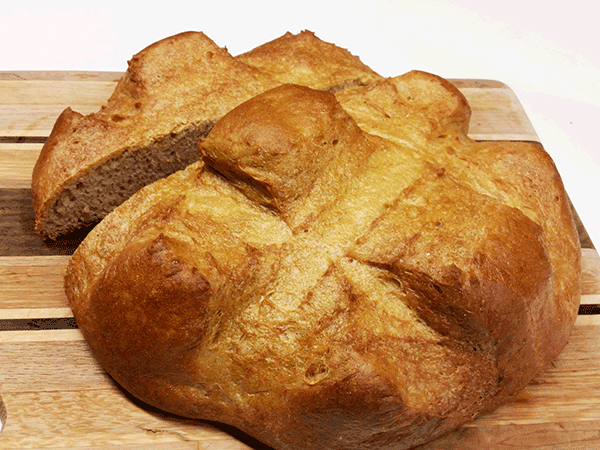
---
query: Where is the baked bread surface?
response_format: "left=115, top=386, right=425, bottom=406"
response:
left=65, top=72, right=581, bottom=450
left=32, top=31, right=381, bottom=240
left=237, top=30, right=381, bottom=92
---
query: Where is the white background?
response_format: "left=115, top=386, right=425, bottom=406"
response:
left=3, top=0, right=599, bottom=248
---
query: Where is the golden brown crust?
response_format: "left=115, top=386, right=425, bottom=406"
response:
left=66, top=78, right=581, bottom=450
left=199, top=84, right=374, bottom=231
left=336, top=71, right=581, bottom=374
left=31, top=106, right=83, bottom=217
left=237, top=30, right=382, bottom=91
left=335, top=70, right=471, bottom=141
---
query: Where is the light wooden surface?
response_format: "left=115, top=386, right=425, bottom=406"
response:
left=0, top=72, right=598, bottom=449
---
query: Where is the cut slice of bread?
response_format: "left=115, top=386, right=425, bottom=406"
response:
left=32, top=31, right=381, bottom=240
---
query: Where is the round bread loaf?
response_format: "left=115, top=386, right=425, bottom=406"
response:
left=65, top=73, right=581, bottom=450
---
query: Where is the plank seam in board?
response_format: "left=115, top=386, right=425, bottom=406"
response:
left=0, top=137, right=47, bottom=144
left=578, top=304, right=600, bottom=315
left=0, top=317, right=78, bottom=332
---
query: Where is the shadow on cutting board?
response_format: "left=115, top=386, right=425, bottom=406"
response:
left=111, top=376, right=275, bottom=450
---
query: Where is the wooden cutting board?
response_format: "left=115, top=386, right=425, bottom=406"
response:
left=0, top=72, right=599, bottom=449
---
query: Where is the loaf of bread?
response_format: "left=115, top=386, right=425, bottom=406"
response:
left=32, top=30, right=381, bottom=240
left=65, top=72, right=581, bottom=449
